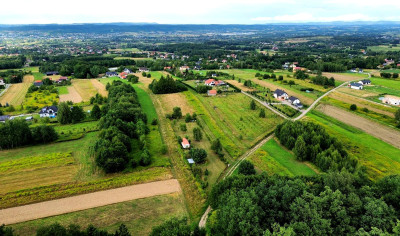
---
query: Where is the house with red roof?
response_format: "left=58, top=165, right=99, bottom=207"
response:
left=181, top=138, right=190, bottom=149
left=204, top=79, right=226, bottom=86
left=207, top=90, right=217, bottom=96
left=119, top=72, right=128, bottom=79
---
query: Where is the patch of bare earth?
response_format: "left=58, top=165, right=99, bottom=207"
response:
left=317, top=104, right=400, bottom=149
left=0, top=179, right=181, bottom=225
left=159, top=93, right=194, bottom=114
left=91, top=79, right=108, bottom=97
left=59, top=86, right=83, bottom=103
left=322, top=73, right=360, bottom=82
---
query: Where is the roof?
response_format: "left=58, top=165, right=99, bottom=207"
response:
left=350, top=82, right=363, bottom=87
left=289, top=96, right=299, bottom=102
left=39, top=106, right=58, bottom=114
left=187, top=159, right=195, bottom=164
left=208, top=90, right=217, bottom=95
left=361, top=79, right=371, bottom=83
left=274, top=89, right=287, bottom=96
left=205, top=79, right=215, bottom=84
left=182, top=138, right=190, bottom=146
left=0, top=115, right=10, bottom=121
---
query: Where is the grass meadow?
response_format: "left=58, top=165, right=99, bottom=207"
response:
left=249, top=138, right=317, bottom=176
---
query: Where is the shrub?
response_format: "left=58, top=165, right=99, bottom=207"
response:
left=350, top=104, right=357, bottom=111
left=238, top=160, right=256, bottom=175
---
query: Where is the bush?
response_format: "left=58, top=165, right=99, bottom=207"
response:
left=350, top=104, right=357, bottom=111
left=238, top=160, right=256, bottom=175
left=151, top=118, right=158, bottom=125
left=190, top=148, right=207, bottom=163
left=193, top=127, right=202, bottom=141
left=180, top=123, right=187, bottom=131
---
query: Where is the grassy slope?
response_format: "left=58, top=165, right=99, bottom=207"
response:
left=11, top=193, right=187, bottom=236
left=249, top=139, right=317, bottom=176
left=305, top=111, right=400, bottom=180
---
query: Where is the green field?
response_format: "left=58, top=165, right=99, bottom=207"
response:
left=306, top=111, right=400, bottom=180
left=370, top=77, right=400, bottom=91
left=381, top=69, right=400, bottom=73
left=186, top=91, right=282, bottom=158
left=10, top=193, right=187, bottom=236
left=24, top=90, right=59, bottom=108
left=249, top=139, right=317, bottom=176
left=58, top=86, right=69, bottom=95
left=52, top=121, right=99, bottom=142
left=367, top=45, right=400, bottom=52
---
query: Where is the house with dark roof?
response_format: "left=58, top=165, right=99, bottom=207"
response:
left=289, top=96, right=303, bottom=108
left=106, top=72, right=118, bottom=77
left=0, top=115, right=10, bottom=123
left=39, top=106, right=58, bottom=118
left=45, top=71, right=59, bottom=76
left=273, top=89, right=289, bottom=100
left=123, top=68, right=133, bottom=74
left=349, top=82, right=363, bottom=90
left=139, top=67, right=149, bottom=72
left=359, top=79, right=371, bottom=85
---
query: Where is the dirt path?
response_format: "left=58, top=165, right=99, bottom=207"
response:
left=91, top=79, right=108, bottom=97
left=59, top=86, right=83, bottom=103
left=0, top=179, right=181, bottom=225
left=317, top=104, right=400, bottom=149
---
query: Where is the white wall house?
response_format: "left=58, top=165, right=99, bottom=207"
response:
left=181, top=138, right=190, bottom=149
left=349, top=82, right=363, bottom=90
left=273, top=89, right=289, bottom=100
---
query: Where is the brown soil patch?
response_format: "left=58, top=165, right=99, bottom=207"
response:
left=71, top=80, right=98, bottom=102
left=317, top=104, right=400, bottom=148
left=0, top=75, right=33, bottom=106
left=328, top=91, right=395, bottom=118
left=225, top=80, right=256, bottom=92
left=251, top=79, right=314, bottom=105
left=159, top=93, right=194, bottom=115
left=59, top=86, right=83, bottom=103
left=91, top=79, right=108, bottom=97
left=0, top=179, right=181, bottom=225
left=322, top=73, right=360, bottom=82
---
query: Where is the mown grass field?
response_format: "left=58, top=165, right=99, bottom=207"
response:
left=367, top=45, right=400, bottom=52
left=10, top=193, right=187, bottom=236
left=71, top=79, right=98, bottom=101
left=305, top=111, right=400, bottom=180
left=52, top=121, right=99, bottom=142
left=249, top=138, right=317, bottom=176
left=0, top=75, right=34, bottom=106
left=186, top=91, right=282, bottom=158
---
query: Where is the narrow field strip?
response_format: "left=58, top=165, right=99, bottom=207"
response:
left=0, top=179, right=181, bottom=225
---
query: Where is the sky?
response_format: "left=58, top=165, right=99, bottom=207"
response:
left=1, top=0, right=400, bottom=24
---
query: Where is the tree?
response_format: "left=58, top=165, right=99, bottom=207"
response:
left=172, top=107, right=182, bottom=119
left=211, top=139, right=222, bottom=153
left=395, top=109, right=400, bottom=125
left=150, top=217, right=194, bottom=236
left=185, top=113, right=192, bottom=122
left=238, top=160, right=256, bottom=175
left=288, top=80, right=295, bottom=87
left=294, top=136, right=307, bottom=161
left=71, top=106, right=85, bottom=123
left=57, top=102, right=72, bottom=124
left=91, top=104, right=101, bottom=120
left=190, top=148, right=207, bottom=163
left=250, top=100, right=256, bottom=110
left=350, top=104, right=357, bottom=111
left=127, top=74, right=139, bottom=83
left=259, top=109, right=266, bottom=118
left=32, top=125, right=58, bottom=144
left=193, top=127, right=202, bottom=141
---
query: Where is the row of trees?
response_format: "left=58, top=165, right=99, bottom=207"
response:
left=95, top=81, right=149, bottom=173
left=312, top=75, right=336, bottom=87
left=207, top=173, right=400, bottom=235
left=275, top=121, right=359, bottom=173
left=57, top=103, right=86, bottom=124
left=149, top=75, right=187, bottom=94
left=0, top=120, right=58, bottom=149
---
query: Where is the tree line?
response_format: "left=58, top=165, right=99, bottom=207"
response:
left=149, top=75, right=187, bottom=94
left=95, top=80, right=149, bottom=173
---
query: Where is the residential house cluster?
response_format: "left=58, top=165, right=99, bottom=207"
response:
left=273, top=89, right=303, bottom=108
left=204, top=79, right=226, bottom=87
left=349, top=79, right=371, bottom=90
left=39, top=106, right=58, bottom=118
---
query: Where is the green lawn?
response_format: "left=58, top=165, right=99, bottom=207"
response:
left=306, top=111, right=400, bottom=180
left=249, top=139, right=317, bottom=176
left=58, top=86, right=69, bottom=95
left=10, top=193, right=187, bottom=236
left=370, top=77, right=400, bottom=91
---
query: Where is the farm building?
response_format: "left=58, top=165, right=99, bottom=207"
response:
left=45, top=71, right=59, bottom=76
left=273, top=89, right=289, bottom=100
left=187, top=158, right=195, bottom=164
left=181, top=138, right=190, bottom=149
left=349, top=82, right=363, bottom=90
left=39, top=106, right=58, bottom=118
left=204, top=79, right=225, bottom=86
left=289, top=96, right=303, bottom=108
left=382, top=95, right=400, bottom=106
left=180, top=65, right=190, bottom=71
left=106, top=72, right=118, bottom=77
left=293, top=67, right=306, bottom=72
left=0, top=115, right=10, bottom=123
left=207, top=90, right=217, bottom=96
left=359, top=79, right=371, bottom=85
left=34, top=80, right=43, bottom=87
left=139, top=67, right=149, bottom=72
left=164, top=66, right=172, bottom=70
left=123, top=68, right=133, bottom=74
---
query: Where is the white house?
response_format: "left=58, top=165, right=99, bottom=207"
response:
left=204, top=79, right=225, bottom=86
left=382, top=95, right=400, bottom=106
left=39, top=106, right=58, bottom=118
left=273, top=89, right=289, bottom=100
left=0, top=78, right=4, bottom=86
left=179, top=65, right=190, bottom=71
left=289, top=96, right=303, bottom=108
left=349, top=82, right=363, bottom=90
left=139, top=67, right=149, bottom=72
left=181, top=138, right=190, bottom=149
left=123, top=68, right=133, bottom=74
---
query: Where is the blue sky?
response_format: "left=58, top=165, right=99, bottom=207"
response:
left=1, top=0, right=400, bottom=24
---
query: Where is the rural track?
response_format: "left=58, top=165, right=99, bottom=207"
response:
left=199, top=76, right=359, bottom=228
left=0, top=179, right=181, bottom=225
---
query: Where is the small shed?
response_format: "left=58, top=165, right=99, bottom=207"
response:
left=181, top=138, right=190, bottom=149
left=187, top=159, right=195, bottom=164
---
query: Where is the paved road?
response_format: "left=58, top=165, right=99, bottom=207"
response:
left=0, top=179, right=181, bottom=225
